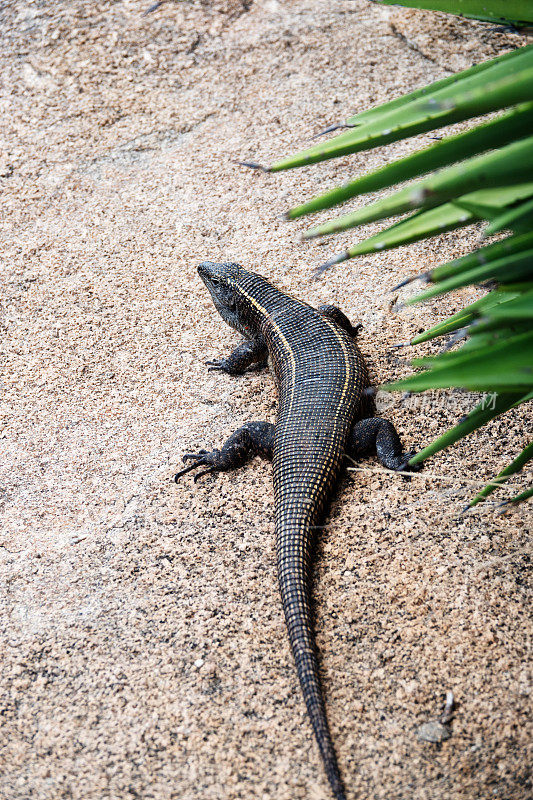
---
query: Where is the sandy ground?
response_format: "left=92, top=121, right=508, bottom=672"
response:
left=0, top=2, right=531, bottom=799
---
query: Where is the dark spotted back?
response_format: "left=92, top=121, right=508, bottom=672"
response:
left=231, top=270, right=367, bottom=800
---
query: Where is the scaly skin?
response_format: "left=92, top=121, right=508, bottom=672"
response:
left=176, top=263, right=417, bottom=800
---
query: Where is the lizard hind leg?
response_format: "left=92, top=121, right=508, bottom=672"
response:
left=174, top=421, right=274, bottom=483
left=347, top=417, right=420, bottom=474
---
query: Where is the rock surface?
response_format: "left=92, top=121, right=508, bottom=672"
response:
left=0, top=2, right=531, bottom=799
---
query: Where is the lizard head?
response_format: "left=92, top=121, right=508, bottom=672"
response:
left=197, top=261, right=258, bottom=338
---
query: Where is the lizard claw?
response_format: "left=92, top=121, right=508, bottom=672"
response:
left=182, top=450, right=208, bottom=461
left=193, top=467, right=218, bottom=483
left=205, top=359, right=245, bottom=376
left=174, top=461, right=204, bottom=481
left=174, top=449, right=221, bottom=482
left=206, top=359, right=228, bottom=372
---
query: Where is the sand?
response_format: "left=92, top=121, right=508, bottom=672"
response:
left=0, top=2, right=531, bottom=799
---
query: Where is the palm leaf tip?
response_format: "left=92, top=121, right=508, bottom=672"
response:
left=468, top=441, right=533, bottom=508
left=235, top=160, right=271, bottom=173
left=498, top=485, right=533, bottom=507
left=315, top=251, right=350, bottom=274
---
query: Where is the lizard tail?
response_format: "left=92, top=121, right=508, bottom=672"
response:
left=276, top=514, right=347, bottom=800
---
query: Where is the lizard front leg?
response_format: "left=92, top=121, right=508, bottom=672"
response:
left=206, top=338, right=268, bottom=375
left=346, top=417, right=419, bottom=473
left=175, top=421, right=274, bottom=482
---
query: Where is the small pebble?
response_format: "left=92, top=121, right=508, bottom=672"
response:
left=194, top=658, right=204, bottom=668
left=417, top=720, right=451, bottom=743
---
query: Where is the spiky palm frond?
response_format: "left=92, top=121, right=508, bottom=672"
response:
left=264, top=42, right=533, bottom=506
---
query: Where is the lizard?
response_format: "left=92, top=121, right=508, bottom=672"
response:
left=175, top=262, right=418, bottom=800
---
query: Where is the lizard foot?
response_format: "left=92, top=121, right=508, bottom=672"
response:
left=174, top=449, right=222, bottom=482
left=175, top=422, right=274, bottom=485
left=393, top=450, right=422, bottom=481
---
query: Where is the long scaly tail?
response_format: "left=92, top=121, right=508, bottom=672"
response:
left=276, top=509, right=347, bottom=800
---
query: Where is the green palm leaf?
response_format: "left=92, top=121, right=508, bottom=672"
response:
left=305, top=136, right=533, bottom=239
left=406, top=391, right=527, bottom=465
left=374, top=1, right=533, bottom=29
left=319, top=184, right=533, bottom=268
left=483, top=196, right=533, bottom=236
left=288, top=103, right=533, bottom=220
left=410, top=289, right=526, bottom=343
left=483, top=290, right=533, bottom=322
left=408, top=247, right=533, bottom=304
left=429, top=230, right=533, bottom=283
left=468, top=442, right=533, bottom=508
left=501, top=486, right=533, bottom=506
left=384, top=330, right=533, bottom=393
